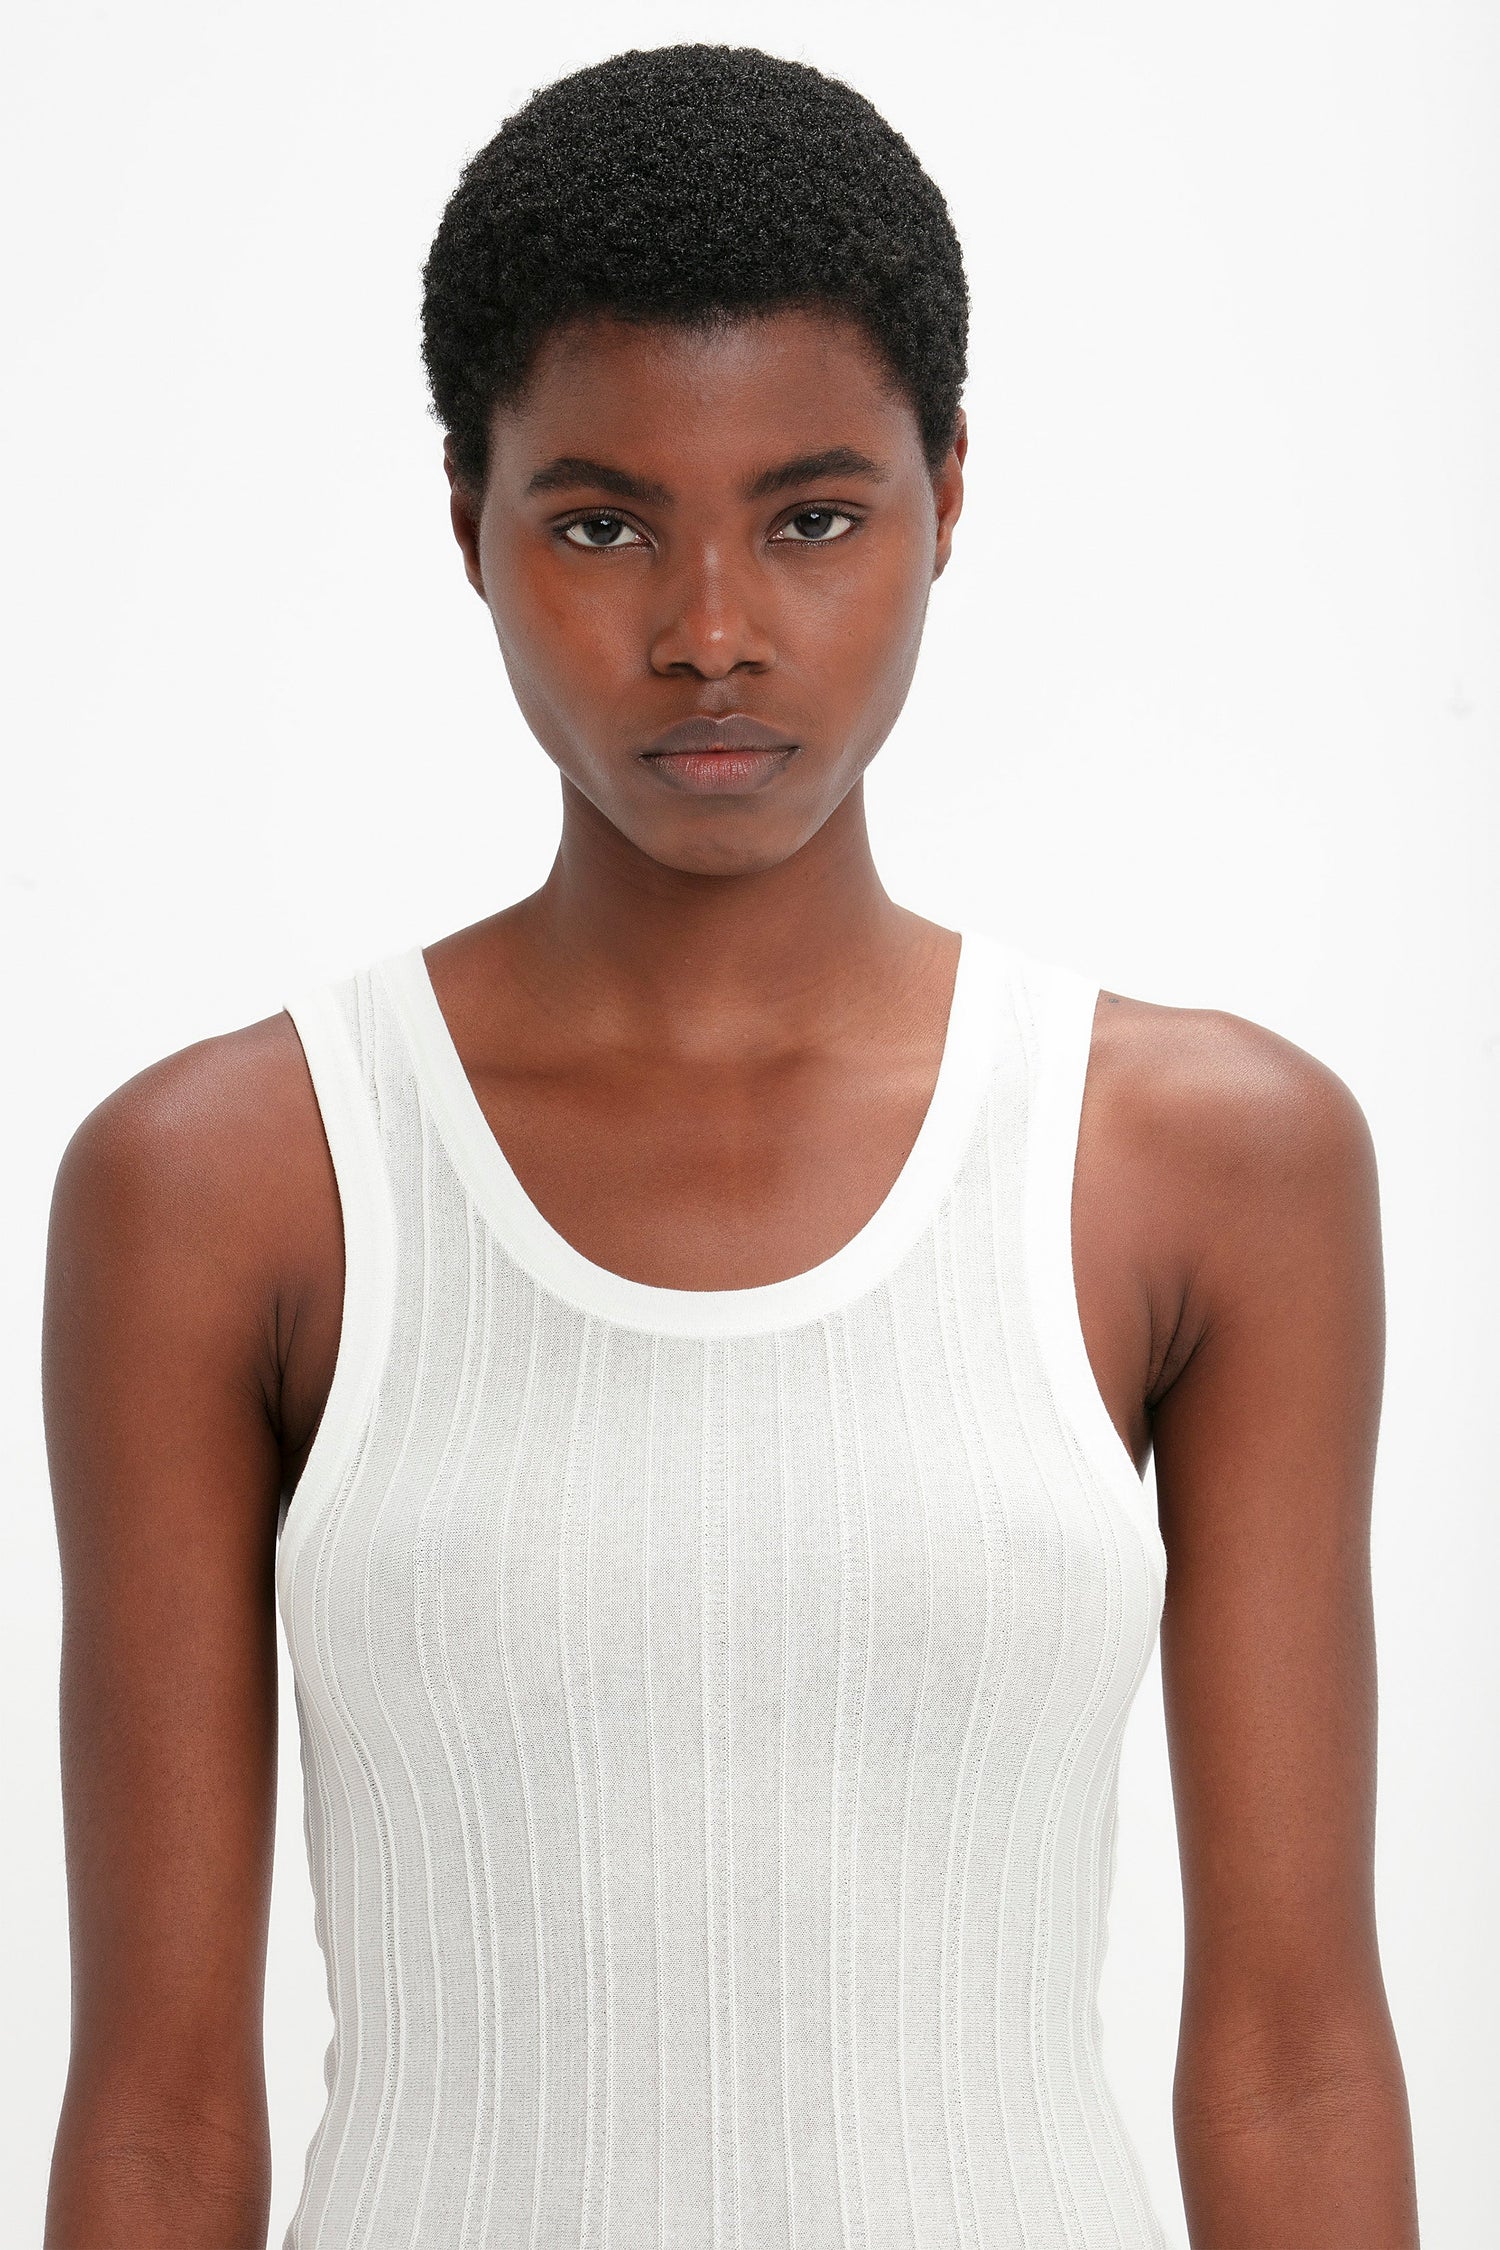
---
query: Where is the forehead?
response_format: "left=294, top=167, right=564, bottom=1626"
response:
left=488, top=306, right=922, bottom=484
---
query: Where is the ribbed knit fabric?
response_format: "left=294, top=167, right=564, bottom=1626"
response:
left=275, top=927, right=1170, bottom=2250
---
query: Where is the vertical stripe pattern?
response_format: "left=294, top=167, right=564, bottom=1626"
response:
left=276, top=933, right=1170, bottom=2248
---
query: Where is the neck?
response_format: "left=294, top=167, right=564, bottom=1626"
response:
left=501, top=773, right=932, bottom=1052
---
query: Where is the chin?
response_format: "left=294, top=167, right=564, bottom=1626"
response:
left=635, top=820, right=814, bottom=881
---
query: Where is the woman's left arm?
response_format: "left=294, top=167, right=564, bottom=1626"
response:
left=1146, top=1017, right=1419, bottom=2249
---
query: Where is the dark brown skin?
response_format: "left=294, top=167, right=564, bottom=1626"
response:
left=42, top=307, right=1418, bottom=2246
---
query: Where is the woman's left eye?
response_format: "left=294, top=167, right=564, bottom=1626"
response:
left=774, top=507, right=857, bottom=543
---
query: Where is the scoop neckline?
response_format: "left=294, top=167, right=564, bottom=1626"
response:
left=377, top=926, right=1009, bottom=1338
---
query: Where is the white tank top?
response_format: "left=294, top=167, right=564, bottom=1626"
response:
left=276, top=926, right=1170, bottom=2250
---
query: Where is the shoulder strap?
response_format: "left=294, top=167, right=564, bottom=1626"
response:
left=278, top=971, right=398, bottom=1556
left=1009, top=953, right=1154, bottom=1511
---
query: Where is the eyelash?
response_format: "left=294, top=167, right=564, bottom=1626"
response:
left=554, top=505, right=864, bottom=551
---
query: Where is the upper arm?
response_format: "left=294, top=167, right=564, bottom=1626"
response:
left=42, top=1025, right=303, bottom=2221
left=1145, top=1012, right=1400, bottom=2094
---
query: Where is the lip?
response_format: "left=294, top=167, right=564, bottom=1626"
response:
left=641, top=744, right=797, bottom=795
left=638, top=713, right=800, bottom=797
left=640, top=713, right=799, bottom=757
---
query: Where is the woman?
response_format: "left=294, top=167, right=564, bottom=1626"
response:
left=42, top=41, right=1418, bottom=2250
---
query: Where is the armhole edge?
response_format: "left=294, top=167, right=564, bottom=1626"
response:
left=274, top=975, right=397, bottom=1588
left=1017, top=959, right=1169, bottom=1595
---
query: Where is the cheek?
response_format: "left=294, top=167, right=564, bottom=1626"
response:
left=794, top=532, right=929, bottom=677
left=488, top=538, right=641, bottom=700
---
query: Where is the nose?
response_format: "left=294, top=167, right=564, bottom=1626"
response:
left=648, top=543, right=776, bottom=680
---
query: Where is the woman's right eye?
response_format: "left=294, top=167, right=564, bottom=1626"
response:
left=561, top=513, right=646, bottom=549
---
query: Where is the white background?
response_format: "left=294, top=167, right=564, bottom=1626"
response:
left=4, top=3, right=1495, bottom=2243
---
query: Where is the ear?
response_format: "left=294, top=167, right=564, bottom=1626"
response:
left=443, top=437, right=487, bottom=600
left=932, top=408, right=967, bottom=580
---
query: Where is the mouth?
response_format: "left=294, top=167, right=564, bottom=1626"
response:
left=638, top=713, right=800, bottom=797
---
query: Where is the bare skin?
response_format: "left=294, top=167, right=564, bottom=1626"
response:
left=43, top=309, right=1418, bottom=2245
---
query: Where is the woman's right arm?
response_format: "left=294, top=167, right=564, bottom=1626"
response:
left=41, top=1019, right=319, bottom=2248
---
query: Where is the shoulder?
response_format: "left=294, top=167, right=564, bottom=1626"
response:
left=47, top=1006, right=339, bottom=1389
left=53, top=1006, right=323, bottom=1233
left=1080, top=981, right=1380, bottom=1388
left=1090, top=983, right=1375, bottom=1179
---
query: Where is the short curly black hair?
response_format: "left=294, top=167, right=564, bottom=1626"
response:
left=419, top=43, right=968, bottom=495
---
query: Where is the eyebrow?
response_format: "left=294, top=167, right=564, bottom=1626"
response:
left=523, top=445, right=889, bottom=505
left=745, top=446, right=889, bottom=498
left=525, top=456, right=672, bottom=504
